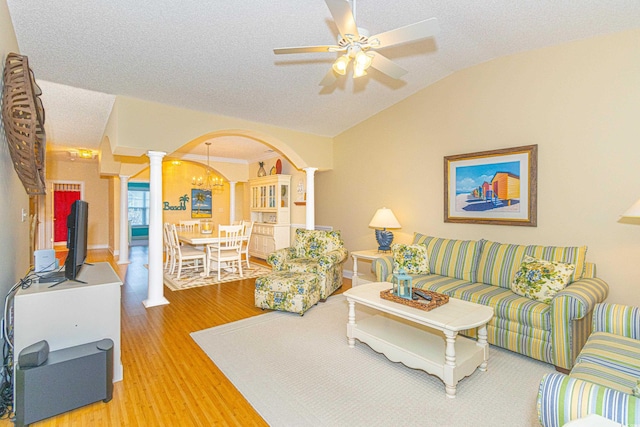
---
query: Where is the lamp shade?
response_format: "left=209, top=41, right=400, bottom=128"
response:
left=622, top=199, right=640, bottom=218
left=369, top=208, right=401, bottom=229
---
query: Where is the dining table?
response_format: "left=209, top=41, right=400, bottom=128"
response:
left=177, top=230, right=250, bottom=277
left=177, top=230, right=249, bottom=246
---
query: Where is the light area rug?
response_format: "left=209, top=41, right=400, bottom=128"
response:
left=163, top=262, right=271, bottom=291
left=191, top=295, right=555, bottom=427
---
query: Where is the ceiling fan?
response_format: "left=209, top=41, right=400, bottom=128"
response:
left=273, top=0, right=439, bottom=86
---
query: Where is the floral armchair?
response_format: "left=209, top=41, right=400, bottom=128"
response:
left=267, top=229, right=348, bottom=300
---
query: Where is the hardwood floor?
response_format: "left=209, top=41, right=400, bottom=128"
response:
left=3, top=248, right=351, bottom=426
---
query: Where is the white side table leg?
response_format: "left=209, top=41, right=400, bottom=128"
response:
left=444, top=330, right=458, bottom=398
left=351, top=255, right=359, bottom=287
left=478, top=324, right=489, bottom=371
left=347, top=299, right=356, bottom=348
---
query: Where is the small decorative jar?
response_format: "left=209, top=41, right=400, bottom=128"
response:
left=392, top=268, right=413, bottom=300
left=201, top=219, right=213, bottom=234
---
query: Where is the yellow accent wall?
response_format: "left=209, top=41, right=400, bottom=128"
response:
left=317, top=29, right=640, bottom=306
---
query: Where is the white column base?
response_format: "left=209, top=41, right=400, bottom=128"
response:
left=143, top=297, right=170, bottom=308
left=117, top=259, right=131, bottom=265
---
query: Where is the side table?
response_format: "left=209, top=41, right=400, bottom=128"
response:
left=350, top=249, right=388, bottom=287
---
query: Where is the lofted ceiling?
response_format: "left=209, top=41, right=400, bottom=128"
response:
left=7, top=0, right=640, bottom=162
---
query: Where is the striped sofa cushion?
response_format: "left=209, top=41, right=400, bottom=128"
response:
left=593, top=303, right=640, bottom=339
left=446, top=282, right=551, bottom=330
left=413, top=234, right=482, bottom=282
left=576, top=332, right=640, bottom=379
left=477, top=241, right=589, bottom=289
left=525, top=244, right=588, bottom=282
left=476, top=240, right=528, bottom=289
left=571, top=360, right=639, bottom=395
left=413, top=274, right=471, bottom=295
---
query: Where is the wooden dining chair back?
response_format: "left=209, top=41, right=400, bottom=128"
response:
left=240, top=220, right=254, bottom=269
left=178, top=220, right=199, bottom=233
left=205, top=224, right=244, bottom=281
left=163, top=222, right=175, bottom=271
left=169, top=224, right=206, bottom=279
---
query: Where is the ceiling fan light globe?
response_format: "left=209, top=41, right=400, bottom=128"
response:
left=354, top=51, right=372, bottom=70
left=353, top=64, right=367, bottom=78
left=332, top=55, right=350, bottom=75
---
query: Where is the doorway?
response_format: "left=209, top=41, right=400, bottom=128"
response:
left=53, top=182, right=83, bottom=246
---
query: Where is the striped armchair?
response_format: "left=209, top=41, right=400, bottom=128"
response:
left=372, top=234, right=609, bottom=371
left=537, top=303, right=640, bottom=426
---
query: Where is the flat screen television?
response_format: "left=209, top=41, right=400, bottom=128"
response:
left=64, top=200, right=89, bottom=281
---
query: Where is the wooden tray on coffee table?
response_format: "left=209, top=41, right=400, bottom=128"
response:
left=379, top=288, right=449, bottom=312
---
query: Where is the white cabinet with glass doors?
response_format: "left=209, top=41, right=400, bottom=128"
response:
left=249, top=175, right=291, bottom=259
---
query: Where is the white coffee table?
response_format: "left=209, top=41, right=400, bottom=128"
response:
left=344, top=281, right=494, bottom=398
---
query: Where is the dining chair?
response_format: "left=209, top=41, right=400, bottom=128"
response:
left=178, top=220, right=200, bottom=233
left=169, top=224, right=206, bottom=279
left=240, top=220, right=254, bottom=269
left=205, top=224, right=244, bottom=281
left=163, top=222, right=175, bottom=271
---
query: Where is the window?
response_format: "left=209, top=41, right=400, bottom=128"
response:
left=128, top=183, right=150, bottom=226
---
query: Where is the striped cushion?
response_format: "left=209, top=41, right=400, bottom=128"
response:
left=413, top=274, right=471, bottom=295
left=537, top=373, right=640, bottom=427
left=576, top=332, right=640, bottom=378
left=476, top=240, right=528, bottom=289
left=413, top=234, right=482, bottom=282
left=446, top=282, right=551, bottom=330
left=571, top=361, right=638, bottom=395
left=525, top=244, right=588, bottom=282
left=593, top=303, right=640, bottom=339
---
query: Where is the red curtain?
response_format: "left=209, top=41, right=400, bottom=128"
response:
left=54, top=191, right=81, bottom=242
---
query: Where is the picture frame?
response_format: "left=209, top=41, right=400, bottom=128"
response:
left=191, top=189, right=212, bottom=218
left=444, top=145, right=537, bottom=226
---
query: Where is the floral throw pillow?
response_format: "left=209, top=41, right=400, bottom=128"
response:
left=391, top=244, right=429, bottom=275
left=511, top=256, right=576, bottom=304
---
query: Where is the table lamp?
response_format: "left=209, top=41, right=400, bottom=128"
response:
left=368, top=207, right=401, bottom=252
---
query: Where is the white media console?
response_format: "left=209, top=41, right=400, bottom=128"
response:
left=14, top=262, right=123, bottom=382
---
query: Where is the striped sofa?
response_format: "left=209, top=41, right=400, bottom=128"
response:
left=372, top=233, right=609, bottom=371
left=537, top=303, right=640, bottom=426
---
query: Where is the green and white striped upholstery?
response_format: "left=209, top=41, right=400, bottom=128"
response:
left=476, top=241, right=588, bottom=289
left=413, top=234, right=482, bottom=282
left=371, top=235, right=609, bottom=370
left=537, top=373, right=640, bottom=427
left=537, top=303, right=640, bottom=426
left=476, top=240, right=528, bottom=289
left=592, top=302, right=640, bottom=338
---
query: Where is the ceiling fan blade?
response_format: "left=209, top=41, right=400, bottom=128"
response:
left=319, top=68, right=338, bottom=86
left=274, top=45, right=339, bottom=54
left=325, top=0, right=359, bottom=39
left=369, top=52, right=408, bottom=79
left=369, top=17, right=439, bottom=48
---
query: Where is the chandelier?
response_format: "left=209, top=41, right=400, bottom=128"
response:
left=192, top=142, right=224, bottom=190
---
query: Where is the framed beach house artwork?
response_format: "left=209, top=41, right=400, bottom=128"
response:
left=191, top=189, right=212, bottom=218
left=444, top=145, right=537, bottom=226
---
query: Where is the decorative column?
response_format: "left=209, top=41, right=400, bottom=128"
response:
left=144, top=151, right=169, bottom=308
left=304, top=167, right=317, bottom=230
left=117, top=175, right=131, bottom=265
left=228, top=181, right=236, bottom=223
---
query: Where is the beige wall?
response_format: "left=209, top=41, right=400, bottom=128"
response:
left=317, top=29, right=640, bottom=306
left=0, top=0, right=31, bottom=295
left=46, top=158, right=111, bottom=249
left=105, top=96, right=334, bottom=171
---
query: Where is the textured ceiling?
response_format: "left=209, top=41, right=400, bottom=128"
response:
left=7, top=0, right=640, bottom=160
